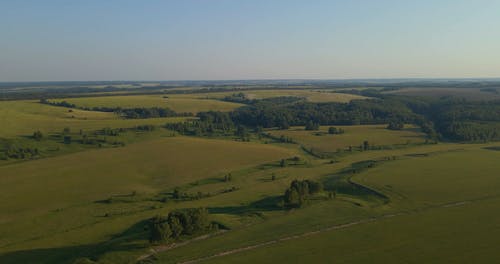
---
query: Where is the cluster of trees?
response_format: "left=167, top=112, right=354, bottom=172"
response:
left=305, top=120, right=320, bottom=131
left=148, top=208, right=212, bottom=243
left=328, top=127, right=345, bottom=134
left=338, top=90, right=500, bottom=142
left=99, top=127, right=121, bottom=136
left=429, top=100, right=500, bottom=141
left=0, top=145, right=40, bottom=160
left=283, top=180, right=323, bottom=208
left=230, top=98, right=417, bottom=129
left=39, top=99, right=192, bottom=119
left=40, top=99, right=76, bottom=108
left=166, top=111, right=235, bottom=136
left=260, top=133, right=294, bottom=144
left=222, top=92, right=254, bottom=104
left=118, top=107, right=189, bottom=119
left=135, top=125, right=156, bottom=131
left=32, top=130, right=43, bottom=141
left=387, top=121, right=404, bottom=130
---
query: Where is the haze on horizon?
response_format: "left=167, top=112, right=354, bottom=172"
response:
left=1, top=0, right=499, bottom=82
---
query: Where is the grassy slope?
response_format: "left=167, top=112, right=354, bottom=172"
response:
left=0, top=137, right=296, bottom=255
left=0, top=100, right=186, bottom=137
left=49, top=95, right=243, bottom=113
left=234, top=90, right=368, bottom=103
left=194, top=146, right=500, bottom=264
left=183, top=89, right=368, bottom=103
left=205, top=197, right=500, bottom=264
left=268, top=125, right=426, bottom=153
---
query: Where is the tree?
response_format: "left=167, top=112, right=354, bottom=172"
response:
left=63, top=135, right=72, bottom=144
left=283, top=180, right=322, bottom=208
left=280, top=159, right=287, bottom=167
left=284, top=188, right=302, bottom=208
left=328, top=127, right=344, bottom=134
left=235, top=125, right=248, bottom=139
left=387, top=121, right=404, bottom=130
left=363, top=140, right=370, bottom=151
left=305, top=120, right=319, bottom=131
left=32, top=130, right=43, bottom=141
left=168, top=215, right=183, bottom=238
left=307, top=180, right=323, bottom=194
left=173, top=188, right=182, bottom=199
left=278, top=119, right=290, bottom=130
left=149, top=215, right=172, bottom=243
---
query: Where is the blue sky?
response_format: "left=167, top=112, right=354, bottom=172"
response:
left=0, top=0, right=499, bottom=81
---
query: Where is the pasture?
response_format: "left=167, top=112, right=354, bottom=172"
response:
left=195, top=89, right=368, bottom=103
left=0, top=100, right=187, bottom=138
left=153, top=144, right=500, bottom=264
left=2, top=87, right=500, bottom=264
left=0, top=136, right=296, bottom=258
left=267, top=125, right=427, bottom=154
left=49, top=95, right=243, bottom=113
left=232, top=89, right=368, bottom=102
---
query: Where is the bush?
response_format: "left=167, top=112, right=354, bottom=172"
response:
left=283, top=180, right=323, bottom=208
left=387, top=121, right=404, bottom=130
left=149, top=208, right=211, bottom=243
left=32, top=130, right=43, bottom=141
left=328, top=127, right=345, bottom=134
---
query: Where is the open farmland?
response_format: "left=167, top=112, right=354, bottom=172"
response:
left=154, top=144, right=500, bottom=264
left=1, top=83, right=500, bottom=264
left=49, top=95, right=243, bottom=113
left=0, top=136, right=296, bottom=259
left=267, top=125, right=427, bottom=155
left=0, top=100, right=187, bottom=137
left=194, top=89, right=369, bottom=103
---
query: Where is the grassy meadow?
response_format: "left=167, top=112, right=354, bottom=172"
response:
left=155, top=144, right=500, bottom=264
left=227, top=89, right=368, bottom=102
left=0, top=100, right=187, bottom=137
left=1, top=88, right=500, bottom=264
left=267, top=125, right=427, bottom=154
left=49, top=95, right=243, bottom=113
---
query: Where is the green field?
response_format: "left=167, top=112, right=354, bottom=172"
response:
left=185, top=89, right=367, bottom=103
left=49, top=95, right=243, bottom=113
left=152, top=145, right=500, bottom=264
left=0, top=136, right=297, bottom=260
left=229, top=89, right=368, bottom=103
left=2, top=87, right=500, bottom=264
left=0, top=100, right=187, bottom=137
left=267, top=125, right=427, bottom=154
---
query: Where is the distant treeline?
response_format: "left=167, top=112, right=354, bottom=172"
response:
left=166, top=93, right=500, bottom=142
left=40, top=99, right=193, bottom=119
left=338, top=89, right=500, bottom=142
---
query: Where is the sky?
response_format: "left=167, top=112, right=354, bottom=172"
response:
left=0, top=0, right=499, bottom=81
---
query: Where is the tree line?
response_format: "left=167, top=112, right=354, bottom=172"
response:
left=39, top=99, right=193, bottom=119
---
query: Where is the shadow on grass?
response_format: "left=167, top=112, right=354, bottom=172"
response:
left=484, top=146, right=500, bottom=151
left=208, top=196, right=283, bottom=215
left=322, top=160, right=389, bottom=202
left=0, top=220, right=150, bottom=264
